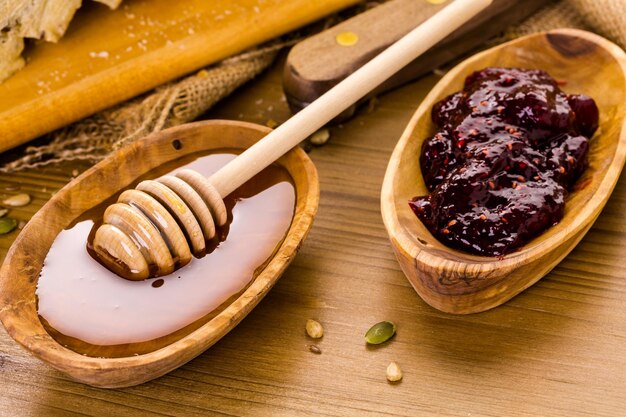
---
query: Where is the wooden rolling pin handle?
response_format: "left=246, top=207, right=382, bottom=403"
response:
left=283, top=0, right=546, bottom=119
left=208, top=0, right=493, bottom=198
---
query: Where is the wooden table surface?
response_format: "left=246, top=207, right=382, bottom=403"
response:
left=1, top=54, right=626, bottom=416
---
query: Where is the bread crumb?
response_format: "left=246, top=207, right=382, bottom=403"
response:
left=89, top=51, right=110, bottom=59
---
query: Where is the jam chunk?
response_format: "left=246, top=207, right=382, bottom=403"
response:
left=411, top=67, right=598, bottom=256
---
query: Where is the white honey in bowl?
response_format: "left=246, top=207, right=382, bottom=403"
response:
left=36, top=153, right=295, bottom=357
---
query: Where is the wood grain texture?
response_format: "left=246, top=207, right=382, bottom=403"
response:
left=382, top=29, right=626, bottom=314
left=0, top=121, right=319, bottom=388
left=0, top=0, right=359, bottom=153
left=0, top=52, right=625, bottom=415
left=283, top=0, right=545, bottom=116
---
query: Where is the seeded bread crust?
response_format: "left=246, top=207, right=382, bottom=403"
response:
left=0, top=0, right=122, bottom=83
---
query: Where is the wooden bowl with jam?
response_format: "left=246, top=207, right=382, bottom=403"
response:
left=0, top=120, right=319, bottom=387
left=381, top=29, right=626, bottom=314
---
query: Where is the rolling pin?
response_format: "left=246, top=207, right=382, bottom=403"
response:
left=283, top=0, right=545, bottom=120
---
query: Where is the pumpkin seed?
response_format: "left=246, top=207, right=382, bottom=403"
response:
left=0, top=218, right=17, bottom=234
left=2, top=193, right=31, bottom=207
left=386, top=361, right=403, bottom=382
left=365, top=321, right=396, bottom=345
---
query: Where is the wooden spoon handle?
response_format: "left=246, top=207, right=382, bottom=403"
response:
left=209, top=0, right=493, bottom=197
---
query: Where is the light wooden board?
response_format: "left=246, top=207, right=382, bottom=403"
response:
left=0, top=55, right=625, bottom=415
left=0, top=0, right=358, bottom=153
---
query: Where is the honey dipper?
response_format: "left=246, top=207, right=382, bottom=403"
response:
left=92, top=0, right=492, bottom=280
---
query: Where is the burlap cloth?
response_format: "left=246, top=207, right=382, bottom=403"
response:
left=1, top=0, right=624, bottom=173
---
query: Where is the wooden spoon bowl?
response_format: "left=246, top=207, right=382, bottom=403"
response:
left=0, top=120, right=319, bottom=387
left=381, top=29, right=626, bottom=314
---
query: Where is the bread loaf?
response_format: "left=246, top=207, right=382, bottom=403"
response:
left=0, top=0, right=122, bottom=82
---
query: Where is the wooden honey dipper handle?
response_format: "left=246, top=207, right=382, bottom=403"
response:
left=92, top=0, right=492, bottom=280
left=209, top=0, right=492, bottom=197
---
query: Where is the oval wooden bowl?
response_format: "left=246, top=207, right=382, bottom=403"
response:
left=0, top=120, right=319, bottom=387
left=381, top=29, right=626, bottom=314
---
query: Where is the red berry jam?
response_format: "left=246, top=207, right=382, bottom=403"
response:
left=410, top=68, right=599, bottom=256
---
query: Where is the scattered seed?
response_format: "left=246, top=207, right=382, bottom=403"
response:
left=17, top=220, right=26, bottom=230
left=2, top=193, right=31, bottom=207
left=266, top=119, right=278, bottom=129
left=72, top=169, right=79, bottom=177
left=305, top=319, right=324, bottom=339
left=479, top=214, right=487, bottom=220
left=366, top=96, right=379, bottom=113
left=309, top=128, right=330, bottom=146
left=386, top=362, right=403, bottom=382
left=447, top=219, right=457, bottom=227
left=0, top=218, right=17, bottom=234
left=0, top=209, right=7, bottom=218
left=442, top=227, right=450, bottom=235
left=308, top=344, right=322, bottom=354
left=365, top=321, right=396, bottom=345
